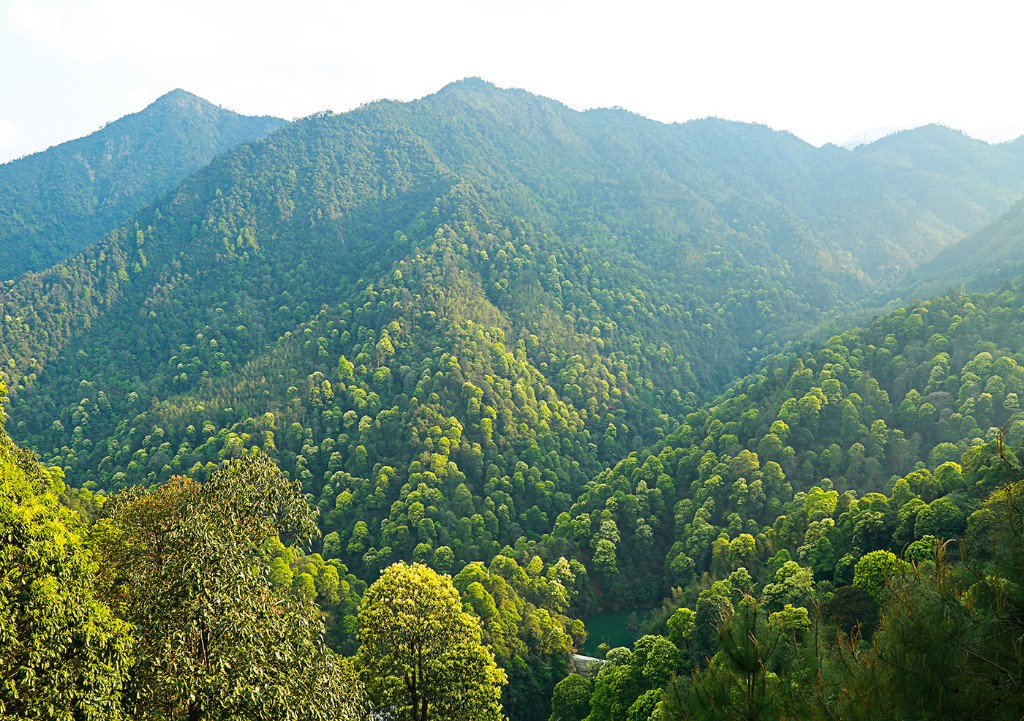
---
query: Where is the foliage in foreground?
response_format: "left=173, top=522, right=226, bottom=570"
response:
left=601, top=452, right=1024, bottom=721
left=358, top=561, right=507, bottom=721
left=0, top=387, right=133, bottom=720
left=95, top=450, right=364, bottom=721
left=1, top=407, right=365, bottom=721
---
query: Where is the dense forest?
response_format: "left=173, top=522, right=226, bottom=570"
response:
left=906, top=195, right=1024, bottom=298
left=3, top=80, right=1024, bottom=720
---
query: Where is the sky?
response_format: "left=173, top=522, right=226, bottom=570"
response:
left=2, top=0, right=1023, bottom=164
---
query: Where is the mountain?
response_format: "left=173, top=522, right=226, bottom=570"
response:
left=6, top=79, right=1024, bottom=721
left=553, top=281, right=1024, bottom=606
left=540, top=282, right=1024, bottom=721
left=0, top=89, right=286, bottom=279
left=816, top=124, right=1024, bottom=283
left=3, top=79, right=1024, bottom=588
left=902, top=195, right=1024, bottom=297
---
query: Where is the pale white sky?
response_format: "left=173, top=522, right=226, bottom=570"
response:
left=2, top=0, right=1023, bottom=163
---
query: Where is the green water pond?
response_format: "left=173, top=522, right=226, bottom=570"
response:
left=581, top=608, right=652, bottom=656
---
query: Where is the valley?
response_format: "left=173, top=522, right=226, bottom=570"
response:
left=2, top=80, right=1024, bottom=721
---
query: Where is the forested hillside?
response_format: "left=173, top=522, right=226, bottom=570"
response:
left=6, top=277, right=1024, bottom=720
left=905, top=196, right=1024, bottom=297
left=554, top=282, right=1024, bottom=603
left=7, top=81, right=1024, bottom=500
left=0, top=384, right=364, bottom=720
left=0, top=89, right=285, bottom=278
left=3, top=79, right=1024, bottom=720
left=538, top=283, right=1024, bottom=720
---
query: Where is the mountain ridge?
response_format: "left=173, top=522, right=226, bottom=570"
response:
left=901, top=196, right=1024, bottom=297
left=2, top=80, right=1024, bottom=564
left=0, top=89, right=287, bottom=279
left=5, top=80, right=1024, bottom=721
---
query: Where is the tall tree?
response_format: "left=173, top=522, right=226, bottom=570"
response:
left=94, top=450, right=363, bottom=721
left=357, top=561, right=507, bottom=721
left=0, top=392, right=133, bottom=720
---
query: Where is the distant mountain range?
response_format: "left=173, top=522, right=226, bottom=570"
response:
left=844, top=120, right=1024, bottom=149
left=900, top=197, right=1024, bottom=299
left=0, top=89, right=285, bottom=279
left=0, top=78, right=1019, bottom=537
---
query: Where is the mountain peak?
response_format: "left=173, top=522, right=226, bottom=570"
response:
left=437, top=77, right=499, bottom=94
left=157, top=88, right=202, bottom=102
left=147, top=88, right=221, bottom=114
left=857, top=123, right=985, bottom=153
left=0, top=88, right=287, bottom=278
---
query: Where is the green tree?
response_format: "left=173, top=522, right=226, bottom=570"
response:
left=95, top=450, right=363, bottom=721
left=820, top=585, right=879, bottom=638
left=760, top=561, right=814, bottom=611
left=549, top=674, right=591, bottom=721
left=852, top=550, right=909, bottom=603
left=585, top=649, right=641, bottom=721
left=632, top=633, right=683, bottom=688
left=831, top=497, right=1024, bottom=721
left=689, top=596, right=786, bottom=721
left=692, top=594, right=733, bottom=668
left=914, top=496, right=966, bottom=539
left=357, top=562, right=507, bottom=721
left=667, top=606, right=697, bottom=650
left=0, top=407, right=133, bottom=720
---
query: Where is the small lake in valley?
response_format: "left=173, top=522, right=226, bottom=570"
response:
left=581, top=608, right=654, bottom=656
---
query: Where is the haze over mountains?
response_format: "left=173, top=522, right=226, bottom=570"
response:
left=2, top=81, right=1022, bottom=387
left=904, top=196, right=1024, bottom=298
left=4, top=79, right=1024, bottom=721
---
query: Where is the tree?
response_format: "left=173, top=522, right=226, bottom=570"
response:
left=760, top=561, right=814, bottom=611
left=0, top=409, right=133, bottom=720
left=692, top=593, right=733, bottom=668
left=668, top=606, right=697, bottom=650
left=633, top=634, right=683, bottom=688
left=357, top=562, right=507, bottom=721
left=549, top=674, right=591, bottom=721
left=95, top=450, right=363, bottom=721
left=914, top=496, right=966, bottom=539
left=689, top=596, right=786, bottom=721
left=830, top=496, right=1024, bottom=721
left=585, top=649, right=641, bottom=721
left=820, top=585, right=879, bottom=638
left=852, top=550, right=909, bottom=603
